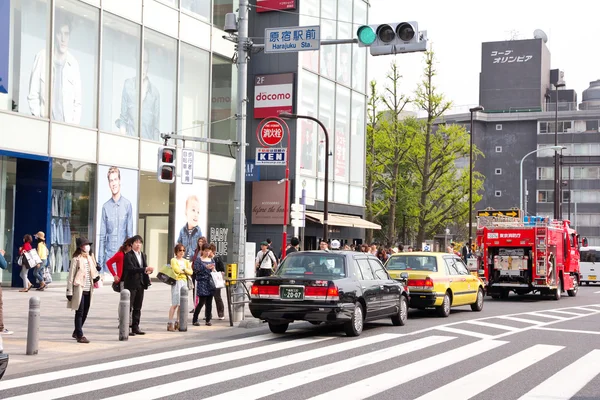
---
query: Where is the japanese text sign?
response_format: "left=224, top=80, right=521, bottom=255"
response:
left=256, top=148, right=287, bottom=165
left=181, top=149, right=194, bottom=185
left=264, top=25, right=320, bottom=54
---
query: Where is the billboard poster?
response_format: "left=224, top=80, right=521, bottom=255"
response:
left=95, top=165, right=139, bottom=273
left=256, top=0, right=296, bottom=13
left=335, top=130, right=347, bottom=179
left=252, top=181, right=285, bottom=225
left=253, top=73, right=294, bottom=119
left=175, top=179, right=208, bottom=260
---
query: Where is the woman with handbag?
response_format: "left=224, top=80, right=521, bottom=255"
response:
left=66, top=237, right=100, bottom=344
left=106, top=238, right=133, bottom=291
left=168, top=244, right=193, bottom=331
left=18, top=235, right=33, bottom=292
left=192, top=243, right=216, bottom=327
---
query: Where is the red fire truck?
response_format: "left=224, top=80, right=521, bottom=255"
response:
left=475, top=210, right=581, bottom=300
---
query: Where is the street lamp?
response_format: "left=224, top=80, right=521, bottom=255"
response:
left=553, top=82, right=566, bottom=219
left=520, top=145, right=566, bottom=213
left=468, top=106, right=483, bottom=248
left=279, top=112, right=331, bottom=242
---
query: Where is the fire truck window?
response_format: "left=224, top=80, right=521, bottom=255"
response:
left=444, top=258, right=459, bottom=275
left=454, top=259, right=470, bottom=275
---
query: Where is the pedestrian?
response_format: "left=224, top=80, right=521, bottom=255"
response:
left=66, top=237, right=100, bottom=344
left=255, top=241, right=277, bottom=277
left=122, top=235, right=153, bottom=336
left=18, top=234, right=33, bottom=292
left=106, top=237, right=133, bottom=290
left=34, top=231, right=48, bottom=291
left=208, top=243, right=225, bottom=320
left=0, top=249, right=13, bottom=335
left=189, top=236, right=207, bottom=314
left=192, top=244, right=216, bottom=326
left=168, top=244, right=193, bottom=331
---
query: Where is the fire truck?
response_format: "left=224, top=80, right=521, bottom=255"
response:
left=475, top=210, right=581, bottom=300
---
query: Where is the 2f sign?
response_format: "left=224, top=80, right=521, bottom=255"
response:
left=256, top=76, right=265, bottom=84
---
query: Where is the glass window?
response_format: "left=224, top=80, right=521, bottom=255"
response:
left=386, top=255, right=438, bottom=272
left=178, top=43, right=210, bottom=151
left=141, top=29, right=177, bottom=142
left=319, top=0, right=336, bottom=79
left=351, top=92, right=365, bottom=185
left=454, top=258, right=469, bottom=275
left=139, top=172, right=170, bottom=277
left=335, top=85, right=350, bottom=182
left=299, top=71, right=319, bottom=176
left=318, top=78, right=335, bottom=178
left=214, top=0, right=238, bottom=31
left=100, top=12, right=141, bottom=137
left=352, top=0, right=367, bottom=92
left=210, top=56, right=237, bottom=156
left=276, top=253, right=347, bottom=278
left=207, top=181, right=234, bottom=263
left=356, top=258, right=374, bottom=280
left=181, top=0, right=210, bottom=22
left=336, top=0, right=352, bottom=86
left=444, top=258, right=460, bottom=275
left=50, top=159, right=96, bottom=275
left=368, top=258, right=388, bottom=280
left=300, top=0, right=319, bottom=72
left=5, top=0, right=51, bottom=116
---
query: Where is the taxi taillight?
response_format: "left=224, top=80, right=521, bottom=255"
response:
left=251, top=285, right=279, bottom=297
left=304, top=284, right=339, bottom=301
left=407, top=277, right=434, bottom=287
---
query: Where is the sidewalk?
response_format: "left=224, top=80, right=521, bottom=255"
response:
left=1, top=280, right=258, bottom=377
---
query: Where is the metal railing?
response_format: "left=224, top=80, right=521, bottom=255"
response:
left=225, top=278, right=257, bottom=327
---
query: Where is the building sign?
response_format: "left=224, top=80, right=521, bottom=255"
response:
left=252, top=181, right=285, bottom=225
left=489, top=50, right=533, bottom=64
left=264, top=25, right=320, bottom=54
left=256, top=0, right=296, bottom=13
left=254, top=73, right=294, bottom=118
left=260, top=120, right=284, bottom=146
left=246, top=159, right=260, bottom=181
left=335, top=131, right=347, bottom=178
left=181, top=149, right=194, bottom=185
left=209, top=227, right=228, bottom=256
left=256, top=148, right=287, bottom=165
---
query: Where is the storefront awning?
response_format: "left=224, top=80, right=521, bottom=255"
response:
left=305, top=211, right=382, bottom=230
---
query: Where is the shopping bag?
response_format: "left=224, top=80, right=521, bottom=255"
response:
left=24, top=249, right=42, bottom=268
left=43, top=267, right=53, bottom=284
left=157, top=264, right=176, bottom=286
left=211, top=271, right=225, bottom=289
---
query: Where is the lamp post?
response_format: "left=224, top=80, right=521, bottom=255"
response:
left=553, top=82, right=566, bottom=219
left=279, top=112, right=331, bottom=242
left=468, top=106, right=483, bottom=248
left=520, top=145, right=566, bottom=213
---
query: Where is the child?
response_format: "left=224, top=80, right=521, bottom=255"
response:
left=177, top=195, right=203, bottom=260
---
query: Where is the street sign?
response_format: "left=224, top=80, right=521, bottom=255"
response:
left=260, top=120, right=284, bottom=146
left=290, top=211, right=304, bottom=219
left=477, top=209, right=521, bottom=218
left=264, top=25, right=320, bottom=54
left=181, top=148, right=194, bottom=185
left=255, top=148, right=287, bottom=165
left=291, top=219, right=305, bottom=228
left=291, top=203, right=305, bottom=212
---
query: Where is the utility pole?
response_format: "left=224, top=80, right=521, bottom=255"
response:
left=231, top=0, right=249, bottom=323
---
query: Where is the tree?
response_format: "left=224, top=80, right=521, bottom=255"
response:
left=410, top=49, right=484, bottom=245
left=365, top=81, right=381, bottom=245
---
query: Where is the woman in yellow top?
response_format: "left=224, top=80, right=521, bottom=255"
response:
left=34, top=231, right=48, bottom=290
left=168, top=244, right=193, bottom=331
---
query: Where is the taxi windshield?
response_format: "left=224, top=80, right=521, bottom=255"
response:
left=276, top=253, right=347, bottom=278
left=387, top=255, right=438, bottom=272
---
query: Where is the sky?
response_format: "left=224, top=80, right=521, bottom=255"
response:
left=366, top=0, right=600, bottom=115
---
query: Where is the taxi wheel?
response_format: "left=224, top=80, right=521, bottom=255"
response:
left=344, top=302, right=364, bottom=337
left=391, top=295, right=408, bottom=326
left=470, top=288, right=484, bottom=312
left=436, top=293, right=451, bottom=318
left=268, top=322, right=289, bottom=334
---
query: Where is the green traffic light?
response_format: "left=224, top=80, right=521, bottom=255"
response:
left=357, top=25, right=376, bottom=45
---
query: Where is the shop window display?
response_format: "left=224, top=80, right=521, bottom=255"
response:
left=50, top=159, right=95, bottom=276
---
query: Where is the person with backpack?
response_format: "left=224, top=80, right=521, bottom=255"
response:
left=255, top=241, right=277, bottom=277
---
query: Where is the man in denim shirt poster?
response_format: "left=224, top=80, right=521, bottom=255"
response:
left=177, top=195, right=203, bottom=260
left=98, top=167, right=133, bottom=272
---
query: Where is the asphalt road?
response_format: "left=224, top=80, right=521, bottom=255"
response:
left=1, top=285, right=600, bottom=400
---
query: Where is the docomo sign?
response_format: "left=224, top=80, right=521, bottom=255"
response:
left=257, top=117, right=290, bottom=148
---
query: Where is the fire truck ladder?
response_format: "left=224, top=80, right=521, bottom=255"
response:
left=535, top=221, right=549, bottom=282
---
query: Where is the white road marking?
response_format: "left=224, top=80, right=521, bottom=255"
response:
left=2, top=336, right=335, bottom=399
left=496, top=316, right=545, bottom=325
left=527, top=312, right=567, bottom=320
left=414, top=345, right=564, bottom=400
left=434, top=326, right=492, bottom=339
left=533, top=327, right=600, bottom=335
left=594, top=290, right=600, bottom=294
left=305, top=339, right=508, bottom=400
left=203, top=335, right=456, bottom=400
left=571, top=306, right=599, bottom=313
left=518, top=349, right=600, bottom=400
left=0, top=333, right=279, bottom=391
left=98, top=333, right=405, bottom=400
left=545, top=310, right=586, bottom=316
left=464, top=320, right=519, bottom=331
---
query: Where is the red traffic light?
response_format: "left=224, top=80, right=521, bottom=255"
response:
left=161, top=148, right=174, bottom=163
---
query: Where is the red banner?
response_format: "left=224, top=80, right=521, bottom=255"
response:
left=256, top=0, right=296, bottom=13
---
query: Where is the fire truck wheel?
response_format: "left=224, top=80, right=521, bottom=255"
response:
left=567, top=276, right=578, bottom=297
left=436, top=293, right=451, bottom=318
left=552, top=279, right=562, bottom=301
left=471, top=288, right=484, bottom=312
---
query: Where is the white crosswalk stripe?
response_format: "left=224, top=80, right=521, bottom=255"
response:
left=2, top=328, right=600, bottom=400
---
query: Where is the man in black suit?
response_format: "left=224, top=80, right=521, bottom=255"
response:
left=122, top=235, right=153, bottom=335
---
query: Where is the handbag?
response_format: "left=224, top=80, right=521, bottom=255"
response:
left=186, top=276, right=194, bottom=291
left=157, top=264, right=176, bottom=286
left=112, top=281, right=121, bottom=293
left=211, top=271, right=225, bottom=289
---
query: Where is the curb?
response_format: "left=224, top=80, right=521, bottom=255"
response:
left=237, top=318, right=264, bottom=329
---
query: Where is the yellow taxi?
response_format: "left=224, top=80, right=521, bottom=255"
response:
left=384, top=252, right=485, bottom=317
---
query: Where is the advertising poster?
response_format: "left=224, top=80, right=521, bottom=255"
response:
left=175, top=179, right=208, bottom=260
left=95, top=165, right=139, bottom=273
left=252, top=181, right=285, bottom=225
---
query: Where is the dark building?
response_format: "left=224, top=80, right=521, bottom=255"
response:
left=447, top=34, right=600, bottom=246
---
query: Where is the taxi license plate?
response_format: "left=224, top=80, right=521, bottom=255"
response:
left=280, top=286, right=304, bottom=300
left=589, top=275, right=597, bottom=281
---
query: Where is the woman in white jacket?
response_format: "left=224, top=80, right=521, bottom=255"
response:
left=66, top=237, right=100, bottom=344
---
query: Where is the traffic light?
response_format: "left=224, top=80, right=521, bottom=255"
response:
left=157, top=145, right=176, bottom=183
left=357, top=22, right=427, bottom=56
